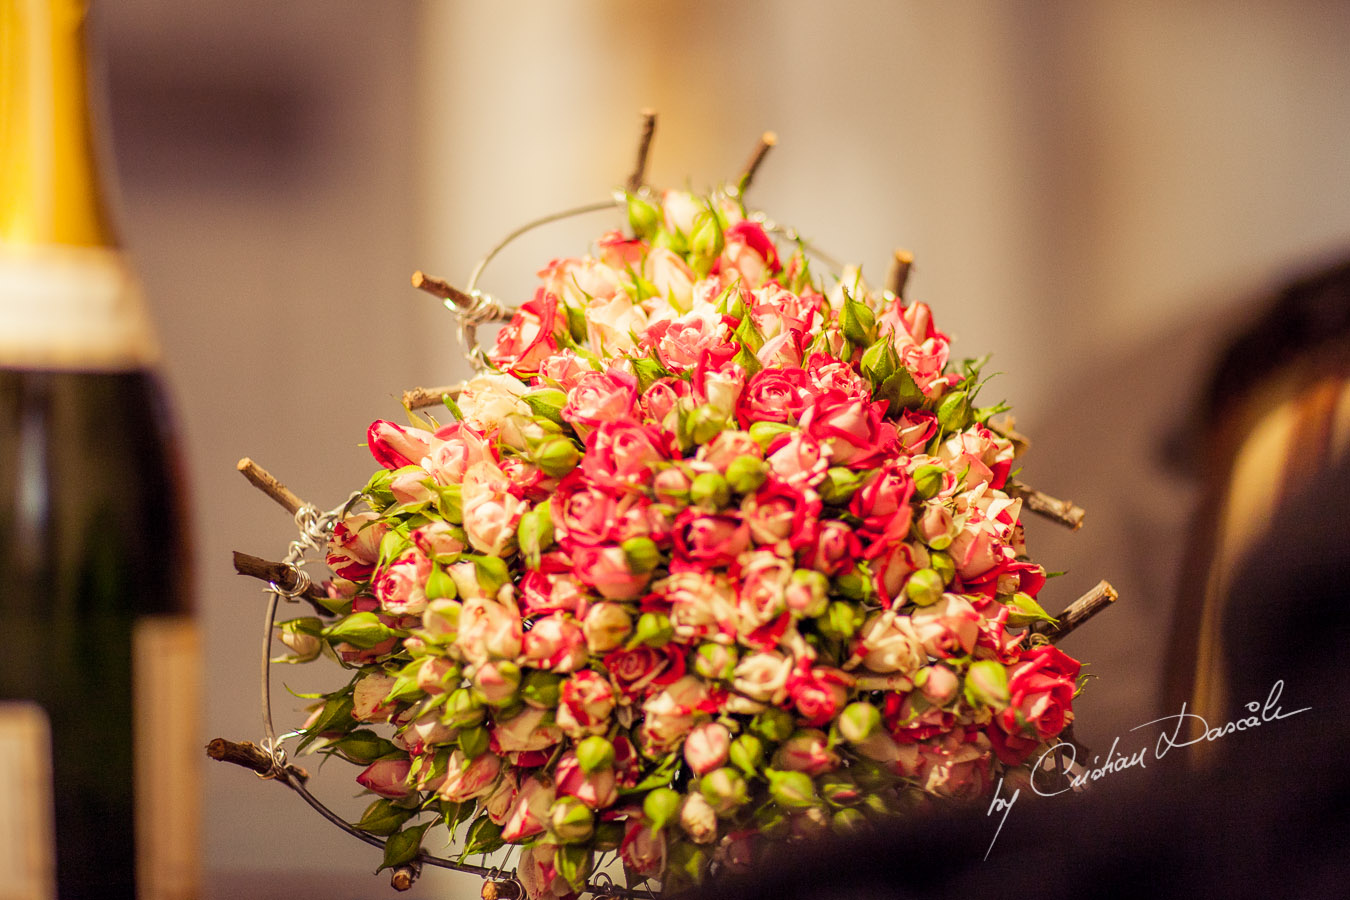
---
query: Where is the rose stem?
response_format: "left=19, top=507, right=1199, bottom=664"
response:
left=232, top=550, right=331, bottom=612
left=403, top=383, right=466, bottom=411
left=738, top=131, right=778, bottom=194
left=886, top=249, right=914, bottom=299
left=626, top=108, right=658, bottom=194
left=1036, top=580, right=1118, bottom=643
left=205, top=737, right=309, bottom=783
left=237, top=457, right=306, bottom=515
left=411, top=270, right=475, bottom=310
left=1007, top=479, right=1086, bottom=530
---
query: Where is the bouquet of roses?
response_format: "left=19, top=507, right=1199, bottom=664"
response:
left=268, top=184, right=1089, bottom=898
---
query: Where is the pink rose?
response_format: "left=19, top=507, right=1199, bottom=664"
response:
left=584, top=292, right=648, bottom=358
left=373, top=550, right=432, bottom=616
left=411, top=520, right=467, bottom=562
left=849, top=460, right=917, bottom=547
left=439, top=750, right=502, bottom=802
left=872, top=542, right=929, bottom=605
left=990, top=645, right=1080, bottom=764
left=800, top=389, right=896, bottom=469
left=493, top=706, right=563, bottom=755
left=735, top=550, right=792, bottom=638
left=715, top=221, right=781, bottom=286
left=740, top=480, right=821, bottom=548
left=597, top=229, right=646, bottom=268
left=800, top=520, right=862, bottom=576
left=620, top=820, right=667, bottom=877
left=640, top=376, right=692, bottom=430
left=756, top=329, right=807, bottom=369
left=692, top=354, right=747, bottom=420
left=765, top=431, right=831, bottom=488
left=389, top=468, right=434, bottom=506
left=641, top=675, right=713, bottom=753
left=521, top=612, right=588, bottom=673
left=517, top=570, right=587, bottom=617
left=774, top=729, right=838, bottom=775
left=539, top=256, right=621, bottom=305
left=805, top=354, right=872, bottom=398
left=580, top=419, right=671, bottom=489
left=910, top=594, right=981, bottom=657
left=555, top=750, right=619, bottom=810
left=582, top=601, right=633, bottom=653
left=645, top=307, right=737, bottom=374
left=326, top=511, right=386, bottom=580
left=488, top=289, right=568, bottom=376
left=895, top=410, right=939, bottom=454
left=857, top=610, right=925, bottom=675
left=351, top=671, right=398, bottom=722
left=919, top=729, right=994, bottom=802
left=367, top=420, right=434, bottom=470
left=562, top=369, right=639, bottom=438
left=537, top=349, right=597, bottom=391
left=642, top=246, right=696, bottom=308
left=423, top=421, right=494, bottom=486
left=787, top=664, right=850, bottom=727
left=570, top=544, right=652, bottom=601
left=501, top=775, right=555, bottom=842
left=683, top=721, right=732, bottom=775
left=673, top=509, right=751, bottom=569
left=659, top=569, right=738, bottom=643
left=736, top=368, right=811, bottom=428
left=555, top=669, right=616, bottom=738
left=748, top=285, right=822, bottom=339
left=731, top=651, right=792, bottom=705
left=456, top=598, right=522, bottom=665
left=356, top=757, right=412, bottom=799
left=878, top=301, right=952, bottom=396
left=697, top=429, right=763, bottom=473
left=483, top=770, right=519, bottom=825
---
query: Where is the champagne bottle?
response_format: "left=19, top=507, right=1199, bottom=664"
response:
left=0, top=2, right=199, bottom=898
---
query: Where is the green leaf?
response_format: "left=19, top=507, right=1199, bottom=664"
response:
left=332, top=729, right=399, bottom=765
left=524, top=388, right=568, bottom=425
left=1005, top=592, right=1058, bottom=627
left=353, top=798, right=416, bottom=836
left=382, top=658, right=426, bottom=705
left=379, top=821, right=431, bottom=872
left=876, top=367, right=926, bottom=411
left=460, top=816, right=505, bottom=858
left=564, top=302, right=588, bottom=344
left=555, top=844, right=592, bottom=889
left=631, top=356, right=669, bottom=394
left=441, top=392, right=465, bottom=422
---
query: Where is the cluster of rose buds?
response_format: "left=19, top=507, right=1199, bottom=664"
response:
left=278, top=188, right=1083, bottom=898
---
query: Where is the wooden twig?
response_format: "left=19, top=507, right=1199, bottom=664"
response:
left=403, top=383, right=465, bottom=411
left=205, top=737, right=309, bottom=783
left=237, top=457, right=306, bottom=516
left=738, top=131, right=777, bottom=194
left=482, top=879, right=523, bottom=900
left=988, top=416, right=1031, bottom=458
left=1034, top=580, right=1118, bottom=643
left=1007, top=478, right=1085, bottom=530
left=233, top=550, right=331, bottom=612
left=886, top=249, right=914, bottom=299
left=411, top=270, right=475, bottom=310
left=626, top=109, right=658, bottom=193
left=391, top=864, right=421, bottom=892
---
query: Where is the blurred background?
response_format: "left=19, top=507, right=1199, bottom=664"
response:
left=94, top=0, right=1350, bottom=896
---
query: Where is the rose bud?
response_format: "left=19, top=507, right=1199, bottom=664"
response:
left=633, top=611, right=674, bottom=648
left=911, top=463, right=946, bottom=500
left=471, top=660, right=521, bottom=706
left=724, top=456, right=768, bottom=495
left=277, top=617, right=322, bottom=663
left=444, top=687, right=486, bottom=729
left=516, top=503, right=555, bottom=570
left=694, top=643, right=738, bottom=682
left=628, top=193, right=662, bottom=237
left=417, top=656, right=461, bottom=696
left=928, top=550, right=955, bottom=585
left=680, top=792, right=719, bottom=844
left=501, top=776, right=554, bottom=842
left=458, top=725, right=490, bottom=759
left=838, top=702, right=882, bottom=744
left=819, top=773, right=863, bottom=807
left=728, top=734, right=764, bottom=775
left=549, top=796, right=595, bottom=844
left=699, top=767, right=750, bottom=816
left=653, top=465, right=694, bottom=504
left=817, top=467, right=865, bottom=505
left=905, top=568, right=946, bottom=607
left=690, top=472, right=731, bottom=511
left=421, top=599, right=461, bottom=643
left=748, top=420, right=795, bottom=450
left=687, top=404, right=729, bottom=447
left=774, top=730, right=838, bottom=776
left=644, top=786, right=682, bottom=831
left=583, top=602, right=633, bottom=653
left=534, top=436, right=582, bottom=478
left=351, top=672, right=397, bottom=722
left=964, top=659, right=1011, bottom=708
left=683, top=722, right=732, bottom=775
left=355, top=757, right=412, bottom=799
left=819, top=600, right=864, bottom=642
left=765, top=769, right=819, bottom=809
left=576, top=735, right=615, bottom=773
left=785, top=570, right=829, bottom=618
left=918, top=664, right=960, bottom=706
left=556, top=751, right=619, bottom=809
left=520, top=670, right=564, bottom=708
left=621, top=536, right=661, bottom=576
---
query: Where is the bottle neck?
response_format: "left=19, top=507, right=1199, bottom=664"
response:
left=0, top=0, right=116, bottom=247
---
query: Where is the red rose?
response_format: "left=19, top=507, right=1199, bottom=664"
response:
left=367, top=419, right=433, bottom=470
left=487, top=288, right=568, bottom=377
left=800, top=389, right=897, bottom=469
left=672, top=508, right=751, bottom=569
left=849, top=460, right=916, bottom=547
left=736, top=367, right=811, bottom=428
left=989, top=645, right=1081, bottom=764
left=786, top=664, right=851, bottom=727
left=581, top=419, right=672, bottom=489
left=602, top=644, right=685, bottom=697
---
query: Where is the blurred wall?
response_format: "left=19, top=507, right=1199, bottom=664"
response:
left=98, top=0, right=1350, bottom=895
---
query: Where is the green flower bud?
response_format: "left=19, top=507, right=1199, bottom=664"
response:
left=576, top=735, right=615, bottom=773
left=627, top=194, right=662, bottom=238
left=554, top=843, right=593, bottom=889
left=473, top=555, right=512, bottom=597
left=549, top=796, right=595, bottom=844
left=276, top=616, right=323, bottom=662
left=699, top=767, right=749, bottom=816
left=766, top=769, right=819, bottom=808
left=912, top=464, right=946, bottom=500
left=643, top=787, right=682, bottom=831
left=964, top=660, right=1011, bottom=708
left=689, top=213, right=724, bottom=260
left=817, top=467, right=865, bottom=505
left=831, top=807, right=867, bottom=834
left=724, top=455, right=768, bottom=494
left=421, top=598, right=461, bottom=644
left=752, top=803, right=791, bottom=840
left=632, top=611, right=674, bottom=648
left=444, top=687, right=485, bottom=729
left=838, top=702, right=882, bottom=744
left=621, top=536, right=661, bottom=575
left=928, top=550, right=955, bottom=585
left=517, top=502, right=555, bottom=570
left=693, top=643, right=738, bottom=681
left=523, top=388, right=568, bottom=425
left=322, top=611, right=398, bottom=650
left=687, top=404, right=728, bottom=446
left=818, top=773, right=863, bottom=807
left=425, top=563, right=458, bottom=601
left=333, top=729, right=397, bottom=765
left=751, top=708, right=795, bottom=743
left=819, top=600, right=865, bottom=641
left=535, top=436, right=582, bottom=478
left=354, top=798, right=416, bottom=836
left=690, top=472, right=731, bottom=511
left=788, top=570, right=829, bottom=618
left=833, top=569, right=874, bottom=602
left=727, top=734, right=764, bottom=776
left=905, top=569, right=946, bottom=607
